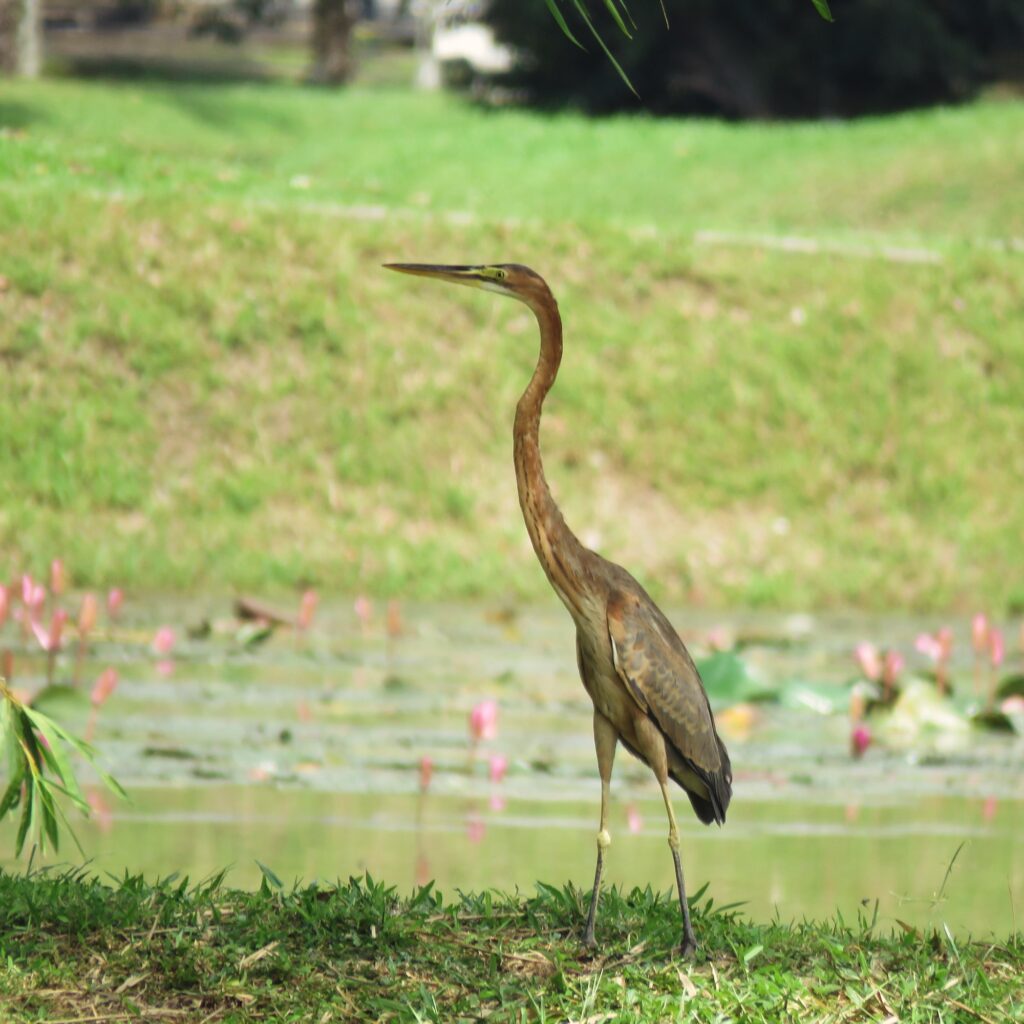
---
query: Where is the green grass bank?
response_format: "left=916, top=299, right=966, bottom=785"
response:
left=1, top=871, right=1021, bottom=1022
left=1, top=81, right=1023, bottom=610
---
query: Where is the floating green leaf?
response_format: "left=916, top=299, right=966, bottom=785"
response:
left=696, top=652, right=779, bottom=705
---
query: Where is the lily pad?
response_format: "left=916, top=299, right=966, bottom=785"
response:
left=970, top=710, right=1018, bottom=734
left=696, top=652, right=778, bottom=706
left=30, top=684, right=90, bottom=718
left=779, top=680, right=845, bottom=715
left=996, top=673, right=1024, bottom=699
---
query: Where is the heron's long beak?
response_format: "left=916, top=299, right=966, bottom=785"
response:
left=384, top=263, right=494, bottom=289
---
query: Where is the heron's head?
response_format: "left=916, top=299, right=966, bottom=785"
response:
left=384, top=262, right=553, bottom=314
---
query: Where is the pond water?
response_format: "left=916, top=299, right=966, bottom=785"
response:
left=2, top=600, right=1022, bottom=938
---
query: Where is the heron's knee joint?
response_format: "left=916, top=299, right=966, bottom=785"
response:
left=597, top=829, right=611, bottom=850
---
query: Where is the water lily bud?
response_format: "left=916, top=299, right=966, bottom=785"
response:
left=78, top=593, right=98, bottom=636
left=419, top=754, right=433, bottom=792
left=91, top=668, right=118, bottom=707
left=152, top=626, right=176, bottom=655
left=850, top=724, right=871, bottom=759
left=469, top=699, right=499, bottom=742
left=50, top=559, right=66, bottom=595
left=971, top=613, right=989, bottom=653
left=854, top=642, right=881, bottom=681
left=488, top=754, right=508, bottom=784
left=990, top=629, right=1005, bottom=669
left=297, top=589, right=318, bottom=631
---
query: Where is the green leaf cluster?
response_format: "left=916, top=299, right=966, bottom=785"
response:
left=0, top=681, right=125, bottom=857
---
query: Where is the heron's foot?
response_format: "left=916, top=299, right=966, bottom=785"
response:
left=582, top=927, right=598, bottom=950
left=680, top=933, right=698, bottom=959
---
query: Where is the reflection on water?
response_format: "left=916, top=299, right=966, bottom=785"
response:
left=13, top=786, right=1022, bottom=937
left=2, top=601, right=1022, bottom=937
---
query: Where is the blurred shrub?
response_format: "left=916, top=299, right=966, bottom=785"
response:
left=189, top=0, right=290, bottom=43
left=483, top=0, right=1024, bottom=117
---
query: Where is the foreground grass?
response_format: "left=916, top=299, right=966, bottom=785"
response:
left=1, top=871, right=1021, bottom=1023
left=1, top=80, right=1023, bottom=609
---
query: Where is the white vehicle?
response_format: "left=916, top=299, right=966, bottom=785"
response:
left=419, top=0, right=512, bottom=88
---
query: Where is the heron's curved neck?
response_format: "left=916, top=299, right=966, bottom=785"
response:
left=514, top=296, right=589, bottom=616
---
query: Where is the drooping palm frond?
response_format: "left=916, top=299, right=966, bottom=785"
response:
left=548, top=0, right=834, bottom=91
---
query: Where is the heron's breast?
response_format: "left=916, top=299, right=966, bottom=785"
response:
left=575, top=616, right=637, bottom=729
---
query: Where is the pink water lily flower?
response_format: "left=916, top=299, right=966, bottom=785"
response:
left=854, top=642, right=881, bottom=681
left=850, top=724, right=871, bottom=759
left=107, top=588, right=124, bottom=619
left=916, top=633, right=943, bottom=662
left=419, top=755, right=434, bottom=792
left=982, top=795, right=998, bottom=823
left=469, top=699, right=499, bottom=742
left=706, top=626, right=731, bottom=652
left=972, top=613, right=989, bottom=653
left=152, top=626, right=176, bottom=655
left=32, top=609, right=67, bottom=652
left=488, top=754, right=508, bottom=784
left=91, top=668, right=118, bottom=707
left=50, top=559, right=66, bottom=595
left=26, top=582, right=47, bottom=622
left=386, top=599, right=403, bottom=638
left=990, top=629, right=1005, bottom=669
left=78, top=593, right=98, bottom=636
left=938, top=627, right=954, bottom=657
left=882, top=650, right=904, bottom=685
left=466, top=814, right=486, bottom=844
left=626, top=803, right=643, bottom=834
left=297, top=589, right=318, bottom=630
left=354, top=595, right=373, bottom=628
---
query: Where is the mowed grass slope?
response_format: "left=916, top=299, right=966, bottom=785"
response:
left=1, top=80, right=1022, bottom=610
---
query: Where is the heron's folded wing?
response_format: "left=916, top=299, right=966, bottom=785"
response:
left=606, top=592, right=724, bottom=776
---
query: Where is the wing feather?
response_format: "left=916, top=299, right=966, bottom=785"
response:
left=607, top=590, right=732, bottom=822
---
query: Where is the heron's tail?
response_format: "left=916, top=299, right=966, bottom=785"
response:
left=678, top=738, right=732, bottom=826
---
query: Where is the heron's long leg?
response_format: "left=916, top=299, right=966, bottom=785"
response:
left=658, top=779, right=697, bottom=958
left=583, top=712, right=617, bottom=948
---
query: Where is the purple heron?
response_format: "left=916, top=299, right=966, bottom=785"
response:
left=384, top=262, right=732, bottom=957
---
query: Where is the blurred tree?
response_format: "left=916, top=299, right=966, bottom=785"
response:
left=310, top=0, right=358, bottom=83
left=0, top=0, right=41, bottom=77
left=190, top=0, right=358, bottom=85
left=190, top=0, right=290, bottom=44
left=485, top=0, right=1024, bottom=117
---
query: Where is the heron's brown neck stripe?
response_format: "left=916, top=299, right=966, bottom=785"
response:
left=513, top=298, right=590, bottom=618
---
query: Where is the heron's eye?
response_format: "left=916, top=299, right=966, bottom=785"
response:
left=495, top=269, right=507, bottom=280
